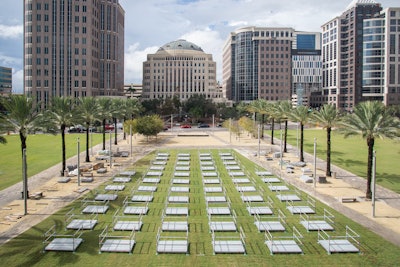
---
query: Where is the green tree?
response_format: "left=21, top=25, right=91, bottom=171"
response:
left=290, top=105, right=311, bottom=162
left=77, top=97, right=100, bottom=162
left=247, top=99, right=269, bottom=138
left=340, top=101, right=400, bottom=199
left=45, top=97, right=76, bottom=175
left=131, top=115, right=164, bottom=141
left=311, top=104, right=341, bottom=177
left=0, top=95, right=42, bottom=214
left=97, top=98, right=113, bottom=150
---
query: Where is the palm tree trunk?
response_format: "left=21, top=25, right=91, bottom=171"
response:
left=284, top=120, right=288, bottom=153
left=270, top=119, right=275, bottom=145
left=300, top=123, right=304, bottom=162
left=85, top=122, right=90, bottom=162
left=326, top=127, right=331, bottom=177
left=20, top=132, right=28, bottom=214
left=61, top=124, right=66, bottom=176
left=261, top=114, right=264, bottom=138
left=366, top=137, right=374, bottom=199
left=114, top=118, right=118, bottom=145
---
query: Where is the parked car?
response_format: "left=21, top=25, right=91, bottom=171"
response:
left=105, top=124, right=115, bottom=131
left=180, top=124, right=192, bottom=128
left=198, top=123, right=210, bottom=128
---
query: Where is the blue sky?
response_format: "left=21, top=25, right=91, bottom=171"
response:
left=0, top=0, right=399, bottom=93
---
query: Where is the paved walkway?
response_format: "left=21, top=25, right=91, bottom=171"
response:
left=0, top=129, right=399, bottom=247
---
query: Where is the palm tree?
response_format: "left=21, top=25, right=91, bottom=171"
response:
left=311, top=104, right=341, bottom=177
left=0, top=95, right=42, bottom=215
left=247, top=99, right=269, bottom=138
left=290, top=105, right=311, bottom=162
left=77, top=97, right=100, bottom=162
left=97, top=98, right=113, bottom=150
left=266, top=102, right=280, bottom=145
left=340, top=101, right=400, bottom=199
left=45, top=96, right=76, bottom=175
left=276, top=101, right=292, bottom=153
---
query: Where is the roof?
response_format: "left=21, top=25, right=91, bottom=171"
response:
left=345, top=0, right=378, bottom=10
left=157, top=39, right=203, bottom=52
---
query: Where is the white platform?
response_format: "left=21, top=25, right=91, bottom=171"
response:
left=114, top=221, right=143, bottom=231
left=157, top=240, right=188, bottom=254
left=131, top=195, right=153, bottom=202
left=138, top=185, right=157, bottom=192
left=269, top=185, right=290, bottom=191
left=236, top=186, right=256, bottom=192
left=105, top=185, right=125, bottom=191
left=247, top=206, right=273, bottom=215
left=95, top=194, right=118, bottom=201
left=203, top=179, right=220, bottom=184
left=206, top=196, right=227, bottom=203
left=113, top=177, right=131, bottom=183
left=276, top=194, right=301, bottom=202
left=318, top=240, right=359, bottom=253
left=168, top=196, right=189, bottom=203
left=231, top=178, right=250, bottom=184
left=300, top=220, right=334, bottom=231
left=82, top=205, right=109, bottom=214
left=255, top=221, right=285, bottom=232
left=213, top=240, right=245, bottom=254
left=124, top=206, right=148, bottom=215
left=207, top=207, right=231, bottom=215
left=262, top=177, right=281, bottom=183
left=172, top=179, right=190, bottom=184
left=204, top=187, right=223, bottom=193
left=209, top=221, right=237, bottom=231
left=241, top=195, right=264, bottom=202
left=142, top=178, right=160, bottom=183
left=170, top=186, right=190, bottom=192
left=265, top=240, right=302, bottom=254
left=45, top=238, right=83, bottom=252
left=287, top=206, right=315, bottom=214
left=100, top=239, right=135, bottom=253
left=67, top=219, right=97, bottom=230
left=162, top=221, right=188, bottom=231
left=165, top=207, right=189, bottom=216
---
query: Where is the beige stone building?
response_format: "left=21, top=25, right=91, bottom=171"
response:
left=23, top=0, right=125, bottom=106
left=142, top=39, right=219, bottom=101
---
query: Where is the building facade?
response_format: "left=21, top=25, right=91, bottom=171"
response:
left=23, top=0, right=125, bottom=106
left=142, top=39, right=218, bottom=101
left=291, top=32, right=322, bottom=107
left=363, top=7, right=400, bottom=106
left=0, top=66, right=12, bottom=95
left=322, top=0, right=383, bottom=110
left=223, top=27, right=294, bottom=102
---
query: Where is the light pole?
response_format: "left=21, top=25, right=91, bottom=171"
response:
left=279, top=129, right=283, bottom=178
left=130, top=124, right=133, bottom=161
left=77, top=138, right=80, bottom=186
left=229, top=118, right=232, bottom=144
left=257, top=124, right=260, bottom=158
left=313, top=138, right=317, bottom=189
left=372, top=150, right=376, bottom=217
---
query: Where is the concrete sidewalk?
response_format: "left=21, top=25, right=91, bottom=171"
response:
left=0, top=129, right=399, bottom=248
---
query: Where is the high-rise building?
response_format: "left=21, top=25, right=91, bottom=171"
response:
left=291, top=32, right=322, bottom=107
left=142, top=39, right=219, bottom=101
left=0, top=66, right=12, bottom=95
left=322, top=0, right=382, bottom=110
left=23, top=0, right=125, bottom=106
left=223, top=27, right=294, bottom=102
left=363, top=7, right=400, bottom=106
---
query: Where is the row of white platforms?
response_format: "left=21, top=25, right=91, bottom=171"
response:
left=44, top=151, right=360, bottom=255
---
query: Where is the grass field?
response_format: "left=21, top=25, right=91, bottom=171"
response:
left=285, top=128, right=400, bottom=194
left=0, top=149, right=398, bottom=267
left=0, top=133, right=107, bottom=190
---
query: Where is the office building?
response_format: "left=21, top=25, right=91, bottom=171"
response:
left=291, top=32, right=322, bottom=107
left=142, top=39, right=218, bottom=101
left=322, top=0, right=382, bottom=110
left=0, top=66, right=12, bottom=95
left=362, top=7, right=400, bottom=106
left=223, top=27, right=294, bottom=102
left=23, top=0, right=125, bottom=106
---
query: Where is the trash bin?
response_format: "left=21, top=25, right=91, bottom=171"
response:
left=332, top=172, right=336, bottom=179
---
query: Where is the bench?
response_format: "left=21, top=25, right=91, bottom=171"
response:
left=82, top=172, right=93, bottom=177
left=30, top=192, right=43, bottom=200
left=341, top=197, right=357, bottom=203
left=75, top=187, right=89, bottom=194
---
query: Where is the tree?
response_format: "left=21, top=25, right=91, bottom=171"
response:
left=311, top=104, right=341, bottom=177
left=340, top=101, right=400, bottom=199
left=290, top=105, right=311, bottom=162
left=0, top=95, right=42, bottom=215
left=97, top=98, right=113, bottom=150
left=77, top=97, right=100, bottom=162
left=276, top=101, right=292, bottom=153
left=247, top=99, right=268, bottom=138
left=45, top=97, right=76, bottom=175
left=131, top=115, right=164, bottom=141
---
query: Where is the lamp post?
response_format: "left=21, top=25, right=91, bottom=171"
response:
left=77, top=138, right=80, bottom=186
left=372, top=150, right=376, bottom=217
left=313, top=138, right=317, bottom=189
left=130, top=124, right=133, bottom=161
left=258, top=124, right=260, bottom=158
left=279, top=130, right=283, bottom=178
left=229, top=118, right=232, bottom=144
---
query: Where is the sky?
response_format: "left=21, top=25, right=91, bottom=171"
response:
left=0, top=0, right=399, bottom=93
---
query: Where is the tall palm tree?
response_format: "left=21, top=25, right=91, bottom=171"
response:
left=77, top=97, right=100, bottom=162
left=267, top=102, right=281, bottom=145
left=97, top=98, right=113, bottom=150
left=0, top=95, right=42, bottom=215
left=311, top=104, right=341, bottom=177
left=340, top=101, right=400, bottom=199
left=247, top=99, right=269, bottom=138
left=290, top=105, right=311, bottom=162
left=45, top=96, right=76, bottom=175
left=276, top=101, right=292, bottom=153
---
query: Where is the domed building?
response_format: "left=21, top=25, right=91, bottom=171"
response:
left=142, top=39, right=219, bottom=101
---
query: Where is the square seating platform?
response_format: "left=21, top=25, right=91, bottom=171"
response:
left=213, top=240, right=245, bottom=254
left=100, top=239, right=135, bottom=253
left=45, top=238, right=83, bottom=252
left=157, top=240, right=188, bottom=254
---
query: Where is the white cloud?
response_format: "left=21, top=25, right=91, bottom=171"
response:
left=12, top=69, right=23, bottom=94
left=0, top=24, right=22, bottom=39
left=124, top=43, right=159, bottom=84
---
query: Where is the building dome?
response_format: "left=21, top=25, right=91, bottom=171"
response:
left=157, top=39, right=203, bottom=52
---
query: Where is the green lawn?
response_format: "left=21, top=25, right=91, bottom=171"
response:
left=0, top=149, right=398, bottom=267
left=0, top=133, right=107, bottom=190
left=284, top=128, right=400, bottom=194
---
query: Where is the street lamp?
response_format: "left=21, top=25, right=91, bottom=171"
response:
left=77, top=138, right=80, bottom=186
left=313, top=138, right=317, bottom=189
left=372, top=150, right=376, bottom=217
left=257, top=124, right=261, bottom=158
